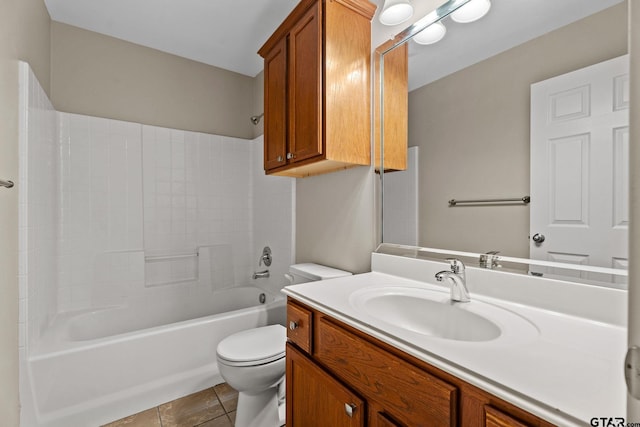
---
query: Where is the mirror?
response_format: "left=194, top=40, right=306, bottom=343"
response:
left=379, top=0, right=629, bottom=286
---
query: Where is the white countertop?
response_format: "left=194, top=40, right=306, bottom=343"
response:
left=282, top=256, right=627, bottom=426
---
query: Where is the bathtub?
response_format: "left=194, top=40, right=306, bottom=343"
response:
left=26, top=286, right=286, bottom=427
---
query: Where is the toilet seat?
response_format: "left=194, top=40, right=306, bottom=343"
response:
left=217, top=324, right=286, bottom=367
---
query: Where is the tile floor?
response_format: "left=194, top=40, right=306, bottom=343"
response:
left=103, top=383, right=238, bottom=427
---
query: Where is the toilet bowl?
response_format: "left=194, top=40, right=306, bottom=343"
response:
left=216, top=263, right=352, bottom=427
left=217, top=325, right=286, bottom=427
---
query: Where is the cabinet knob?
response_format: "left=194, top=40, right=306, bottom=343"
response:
left=277, top=155, right=283, bottom=162
left=289, top=321, right=299, bottom=330
left=287, top=152, right=295, bottom=160
left=345, top=403, right=357, bottom=418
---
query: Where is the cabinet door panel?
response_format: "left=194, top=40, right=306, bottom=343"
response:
left=288, top=1, right=323, bottom=163
left=263, top=36, right=287, bottom=171
left=485, top=406, right=529, bottom=427
left=287, top=343, right=364, bottom=427
left=316, top=317, right=457, bottom=427
left=375, top=412, right=403, bottom=427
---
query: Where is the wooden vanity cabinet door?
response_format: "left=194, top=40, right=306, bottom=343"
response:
left=374, top=412, right=403, bottom=427
left=485, top=406, right=530, bottom=427
left=316, top=316, right=457, bottom=427
left=287, top=343, right=364, bottom=427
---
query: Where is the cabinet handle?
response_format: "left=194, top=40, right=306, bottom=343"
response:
left=289, top=321, right=299, bottom=330
left=287, top=152, right=294, bottom=160
left=345, top=403, right=357, bottom=418
left=277, top=155, right=283, bottom=162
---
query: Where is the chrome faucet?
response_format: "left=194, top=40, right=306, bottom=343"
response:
left=253, top=270, right=270, bottom=279
left=435, top=258, right=470, bottom=303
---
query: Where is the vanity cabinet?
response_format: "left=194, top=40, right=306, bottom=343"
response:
left=258, top=0, right=376, bottom=178
left=286, top=299, right=556, bottom=427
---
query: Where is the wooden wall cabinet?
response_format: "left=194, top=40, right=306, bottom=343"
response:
left=258, top=0, right=376, bottom=178
left=374, top=40, right=408, bottom=172
left=286, top=299, right=557, bottom=427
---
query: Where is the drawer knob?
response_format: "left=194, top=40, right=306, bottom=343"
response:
left=345, top=403, right=357, bottom=417
left=289, top=321, right=299, bottom=330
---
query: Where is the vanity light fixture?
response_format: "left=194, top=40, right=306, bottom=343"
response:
left=450, top=0, right=491, bottom=23
left=379, top=0, right=413, bottom=26
left=413, top=21, right=446, bottom=45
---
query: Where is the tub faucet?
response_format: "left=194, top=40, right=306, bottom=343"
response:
left=435, top=258, right=470, bottom=303
left=253, top=269, right=270, bottom=279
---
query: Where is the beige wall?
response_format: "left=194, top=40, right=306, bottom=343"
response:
left=51, top=22, right=256, bottom=139
left=295, top=166, right=377, bottom=274
left=0, top=0, right=51, bottom=424
left=407, top=3, right=628, bottom=258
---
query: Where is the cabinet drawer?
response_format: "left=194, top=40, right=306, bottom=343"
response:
left=485, top=406, right=529, bottom=427
left=316, top=316, right=458, bottom=427
left=287, top=302, right=312, bottom=353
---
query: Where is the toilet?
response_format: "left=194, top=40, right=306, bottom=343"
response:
left=216, top=263, right=352, bottom=427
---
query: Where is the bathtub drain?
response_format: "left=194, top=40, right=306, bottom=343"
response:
left=259, top=293, right=266, bottom=304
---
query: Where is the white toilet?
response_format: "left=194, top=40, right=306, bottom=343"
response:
left=216, top=263, right=352, bottom=427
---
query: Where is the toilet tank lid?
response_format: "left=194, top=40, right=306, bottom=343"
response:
left=289, top=263, right=352, bottom=281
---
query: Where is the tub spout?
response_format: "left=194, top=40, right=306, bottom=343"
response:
left=253, top=269, right=270, bottom=279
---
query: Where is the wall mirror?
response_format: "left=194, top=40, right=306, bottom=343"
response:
left=378, top=0, right=629, bottom=287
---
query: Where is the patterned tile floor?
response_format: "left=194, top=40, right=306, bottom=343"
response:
left=103, top=383, right=238, bottom=427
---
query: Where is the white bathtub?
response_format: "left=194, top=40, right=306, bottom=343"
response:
left=25, top=286, right=286, bottom=427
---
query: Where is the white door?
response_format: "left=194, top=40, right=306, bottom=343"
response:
left=530, top=55, right=629, bottom=281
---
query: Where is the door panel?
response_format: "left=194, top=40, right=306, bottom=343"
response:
left=288, top=2, right=323, bottom=163
left=530, top=55, right=629, bottom=280
left=263, top=37, right=287, bottom=171
left=287, top=344, right=364, bottom=427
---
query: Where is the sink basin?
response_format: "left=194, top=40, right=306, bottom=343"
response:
left=349, top=286, right=538, bottom=343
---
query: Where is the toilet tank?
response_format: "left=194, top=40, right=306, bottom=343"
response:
left=288, top=263, right=352, bottom=284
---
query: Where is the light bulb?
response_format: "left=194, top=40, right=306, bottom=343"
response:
left=379, top=0, right=414, bottom=26
left=413, top=22, right=446, bottom=45
left=451, top=0, right=491, bottom=24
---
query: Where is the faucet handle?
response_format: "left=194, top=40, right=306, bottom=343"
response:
left=259, top=246, right=272, bottom=267
left=479, top=251, right=500, bottom=269
left=446, top=258, right=465, bottom=273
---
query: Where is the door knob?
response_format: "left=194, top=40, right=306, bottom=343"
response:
left=532, top=233, right=545, bottom=244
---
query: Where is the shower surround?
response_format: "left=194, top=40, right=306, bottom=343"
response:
left=18, top=62, right=295, bottom=425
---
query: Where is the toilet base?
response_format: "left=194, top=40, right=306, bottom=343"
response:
left=278, top=400, right=285, bottom=426
left=234, top=388, right=281, bottom=427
